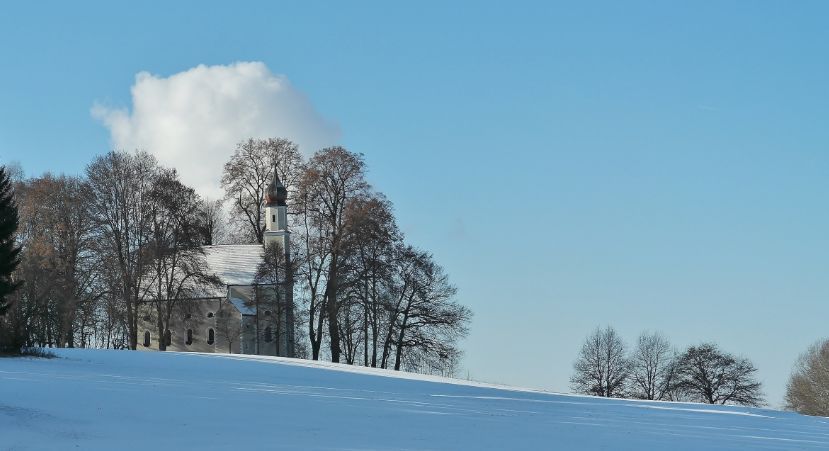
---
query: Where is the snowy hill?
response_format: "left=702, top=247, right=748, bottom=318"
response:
left=1, top=350, right=827, bottom=450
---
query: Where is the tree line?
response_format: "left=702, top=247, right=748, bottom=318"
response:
left=570, top=326, right=765, bottom=406
left=572, top=327, right=829, bottom=416
left=0, top=139, right=471, bottom=377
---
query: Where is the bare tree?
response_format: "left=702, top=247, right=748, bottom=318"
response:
left=94, top=252, right=129, bottom=348
left=327, top=193, right=399, bottom=366
left=216, top=297, right=241, bottom=353
left=294, top=194, right=328, bottom=360
left=628, top=332, right=678, bottom=400
left=674, top=343, right=764, bottom=406
left=337, top=292, right=362, bottom=365
left=378, top=245, right=470, bottom=371
left=221, top=138, right=302, bottom=244
left=144, top=169, right=220, bottom=351
left=18, top=175, right=99, bottom=348
left=13, top=178, right=59, bottom=347
left=298, top=146, right=370, bottom=363
left=785, top=338, right=829, bottom=416
left=253, top=241, right=296, bottom=356
left=86, top=151, right=158, bottom=350
left=571, top=326, right=630, bottom=398
left=197, top=198, right=228, bottom=245
left=344, top=193, right=400, bottom=367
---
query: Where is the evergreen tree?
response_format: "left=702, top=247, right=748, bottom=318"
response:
left=0, top=166, right=22, bottom=315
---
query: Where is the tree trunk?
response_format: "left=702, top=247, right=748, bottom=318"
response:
left=310, top=326, right=321, bottom=360
left=325, top=258, right=340, bottom=363
left=380, top=310, right=397, bottom=369
left=370, top=277, right=379, bottom=368
left=126, top=287, right=138, bottom=350
left=156, top=311, right=166, bottom=351
left=363, top=280, right=369, bottom=367
left=393, top=307, right=411, bottom=371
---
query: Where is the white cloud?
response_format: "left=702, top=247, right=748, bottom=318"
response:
left=92, top=62, right=339, bottom=199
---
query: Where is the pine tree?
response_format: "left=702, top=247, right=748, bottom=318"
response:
left=0, top=166, right=22, bottom=316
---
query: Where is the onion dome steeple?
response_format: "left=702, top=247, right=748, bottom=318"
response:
left=265, top=166, right=287, bottom=207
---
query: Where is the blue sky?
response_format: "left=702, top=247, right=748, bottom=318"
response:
left=1, top=1, right=828, bottom=405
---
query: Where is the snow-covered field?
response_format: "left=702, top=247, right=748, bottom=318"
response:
left=1, top=350, right=827, bottom=450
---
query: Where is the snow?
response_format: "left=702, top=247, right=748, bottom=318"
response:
left=229, top=297, right=256, bottom=316
left=200, top=244, right=264, bottom=297
left=1, top=350, right=828, bottom=450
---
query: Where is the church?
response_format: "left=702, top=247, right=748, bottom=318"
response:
left=138, top=170, right=295, bottom=357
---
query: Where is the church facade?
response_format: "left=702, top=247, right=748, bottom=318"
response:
left=137, top=170, right=295, bottom=357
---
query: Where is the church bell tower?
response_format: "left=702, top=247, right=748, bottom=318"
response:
left=263, top=166, right=295, bottom=357
left=264, top=167, right=289, bottom=253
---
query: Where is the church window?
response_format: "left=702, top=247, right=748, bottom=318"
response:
left=264, top=310, right=272, bottom=316
left=207, top=328, right=215, bottom=345
left=264, top=327, right=272, bottom=342
left=207, top=312, right=214, bottom=318
left=165, top=330, right=172, bottom=346
left=186, top=329, right=193, bottom=345
left=185, top=313, right=192, bottom=319
left=143, top=331, right=151, bottom=347
left=142, top=315, right=151, bottom=322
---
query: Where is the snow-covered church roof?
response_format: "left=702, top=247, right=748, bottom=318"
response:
left=201, top=244, right=264, bottom=297
left=229, top=297, right=257, bottom=316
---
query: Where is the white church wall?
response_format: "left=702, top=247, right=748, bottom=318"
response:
left=136, top=298, right=243, bottom=354
left=231, top=284, right=285, bottom=356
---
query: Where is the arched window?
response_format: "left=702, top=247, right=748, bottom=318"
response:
left=186, top=329, right=193, bottom=345
left=207, top=312, right=214, bottom=318
left=143, top=331, right=151, bottom=347
left=264, top=310, right=272, bottom=316
left=207, top=328, right=215, bottom=345
left=165, top=329, right=172, bottom=346
left=264, top=327, right=273, bottom=343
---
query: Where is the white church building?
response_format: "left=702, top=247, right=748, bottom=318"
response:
left=138, top=170, right=295, bottom=357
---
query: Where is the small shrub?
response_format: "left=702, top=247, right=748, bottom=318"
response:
left=20, top=347, right=57, bottom=359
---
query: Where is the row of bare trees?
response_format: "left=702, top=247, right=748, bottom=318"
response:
left=221, top=139, right=471, bottom=374
left=571, top=326, right=764, bottom=406
left=1, top=139, right=471, bottom=376
left=2, top=153, right=220, bottom=351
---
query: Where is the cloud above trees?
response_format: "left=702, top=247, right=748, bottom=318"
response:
left=92, top=62, right=340, bottom=199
